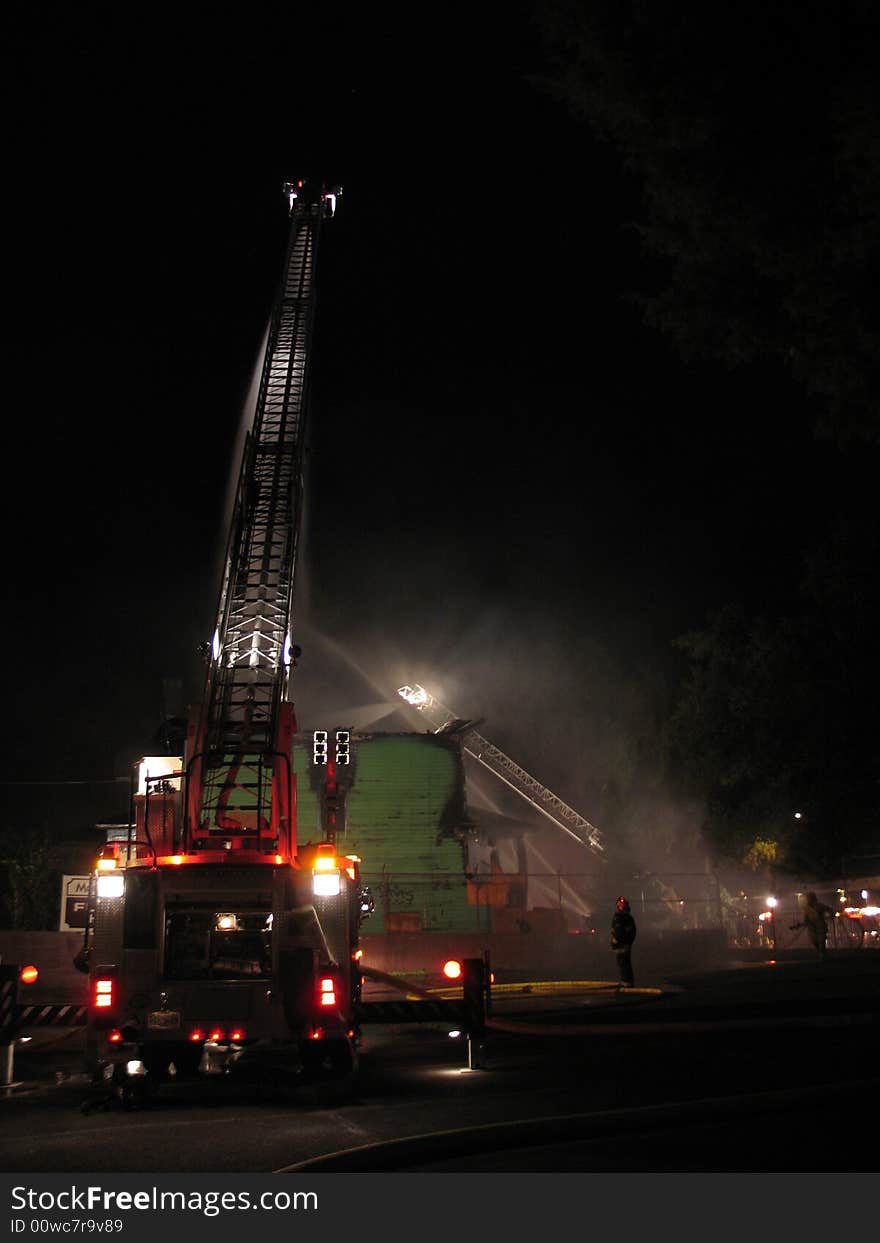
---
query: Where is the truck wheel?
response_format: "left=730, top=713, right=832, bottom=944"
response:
left=297, top=1037, right=358, bottom=1105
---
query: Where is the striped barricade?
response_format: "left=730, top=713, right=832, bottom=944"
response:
left=15, top=1003, right=88, bottom=1027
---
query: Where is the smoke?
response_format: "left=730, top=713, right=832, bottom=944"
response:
left=289, top=560, right=708, bottom=884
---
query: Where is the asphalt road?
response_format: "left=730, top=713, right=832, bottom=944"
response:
left=2, top=954, right=878, bottom=1173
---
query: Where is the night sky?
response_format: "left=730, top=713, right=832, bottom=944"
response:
left=5, top=6, right=877, bottom=870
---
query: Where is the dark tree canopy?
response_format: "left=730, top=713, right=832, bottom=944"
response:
left=533, top=0, right=880, bottom=443
left=663, top=522, right=880, bottom=873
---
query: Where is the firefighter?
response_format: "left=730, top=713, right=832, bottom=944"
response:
left=611, top=895, right=637, bottom=989
left=791, top=891, right=832, bottom=959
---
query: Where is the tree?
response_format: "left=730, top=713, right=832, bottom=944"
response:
left=663, top=539, right=880, bottom=875
left=0, top=826, right=61, bottom=930
left=532, top=0, right=880, bottom=444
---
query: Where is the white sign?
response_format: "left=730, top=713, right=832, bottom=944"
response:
left=59, top=875, right=90, bottom=932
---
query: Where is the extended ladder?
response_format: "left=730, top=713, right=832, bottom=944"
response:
left=398, top=685, right=605, bottom=855
left=191, top=182, right=340, bottom=842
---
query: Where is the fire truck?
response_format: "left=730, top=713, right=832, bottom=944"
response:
left=80, top=180, right=367, bottom=1102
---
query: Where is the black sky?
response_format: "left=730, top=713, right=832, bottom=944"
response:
left=3, top=5, right=871, bottom=849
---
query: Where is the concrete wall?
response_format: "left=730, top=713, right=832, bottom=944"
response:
left=0, top=931, right=88, bottom=1004
left=0, top=926, right=731, bottom=1004
left=362, top=927, right=730, bottom=984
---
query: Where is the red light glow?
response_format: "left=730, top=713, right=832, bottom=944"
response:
left=443, top=960, right=462, bottom=980
left=189, top=1029, right=204, bottom=1043
left=94, top=979, right=113, bottom=1008
left=209, top=1029, right=224, bottom=1042
left=108, top=1030, right=123, bottom=1043
left=229, top=1029, right=245, bottom=1042
left=19, top=965, right=39, bottom=985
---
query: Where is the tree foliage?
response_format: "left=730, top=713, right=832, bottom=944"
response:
left=663, top=522, right=880, bottom=872
left=0, top=826, right=61, bottom=930
left=533, top=0, right=880, bottom=443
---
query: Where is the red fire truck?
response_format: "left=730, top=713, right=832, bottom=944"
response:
left=80, top=181, right=367, bottom=1104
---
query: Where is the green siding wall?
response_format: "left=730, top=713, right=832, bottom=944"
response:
left=293, top=733, right=472, bottom=932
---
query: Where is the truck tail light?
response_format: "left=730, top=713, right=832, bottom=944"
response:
left=94, top=979, right=114, bottom=1009
left=208, top=1028, right=224, bottom=1042
left=229, top=1028, right=245, bottom=1042
left=108, top=1029, right=123, bottom=1043
left=319, top=976, right=336, bottom=1007
left=189, top=1029, right=205, bottom=1043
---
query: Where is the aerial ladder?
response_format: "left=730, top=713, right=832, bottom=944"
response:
left=185, top=178, right=331, bottom=848
left=80, top=180, right=376, bottom=1103
left=397, top=685, right=605, bottom=855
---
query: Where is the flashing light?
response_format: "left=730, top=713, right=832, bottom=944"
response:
left=19, top=965, right=39, bottom=985
left=169, top=855, right=184, bottom=866
left=208, top=1029, right=224, bottom=1043
left=313, top=846, right=341, bottom=895
left=229, top=1029, right=245, bottom=1042
left=97, top=856, right=117, bottom=871
left=313, top=871, right=341, bottom=896
left=137, top=756, right=182, bottom=797
left=443, top=959, right=462, bottom=980
left=97, top=874, right=124, bottom=899
left=108, top=1030, right=123, bottom=1043
left=398, top=684, right=430, bottom=707
left=94, top=979, right=113, bottom=1008
left=189, top=1029, right=204, bottom=1043
left=274, top=854, right=283, bottom=866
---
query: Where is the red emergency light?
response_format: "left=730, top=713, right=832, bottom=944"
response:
left=94, top=979, right=114, bottom=1008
